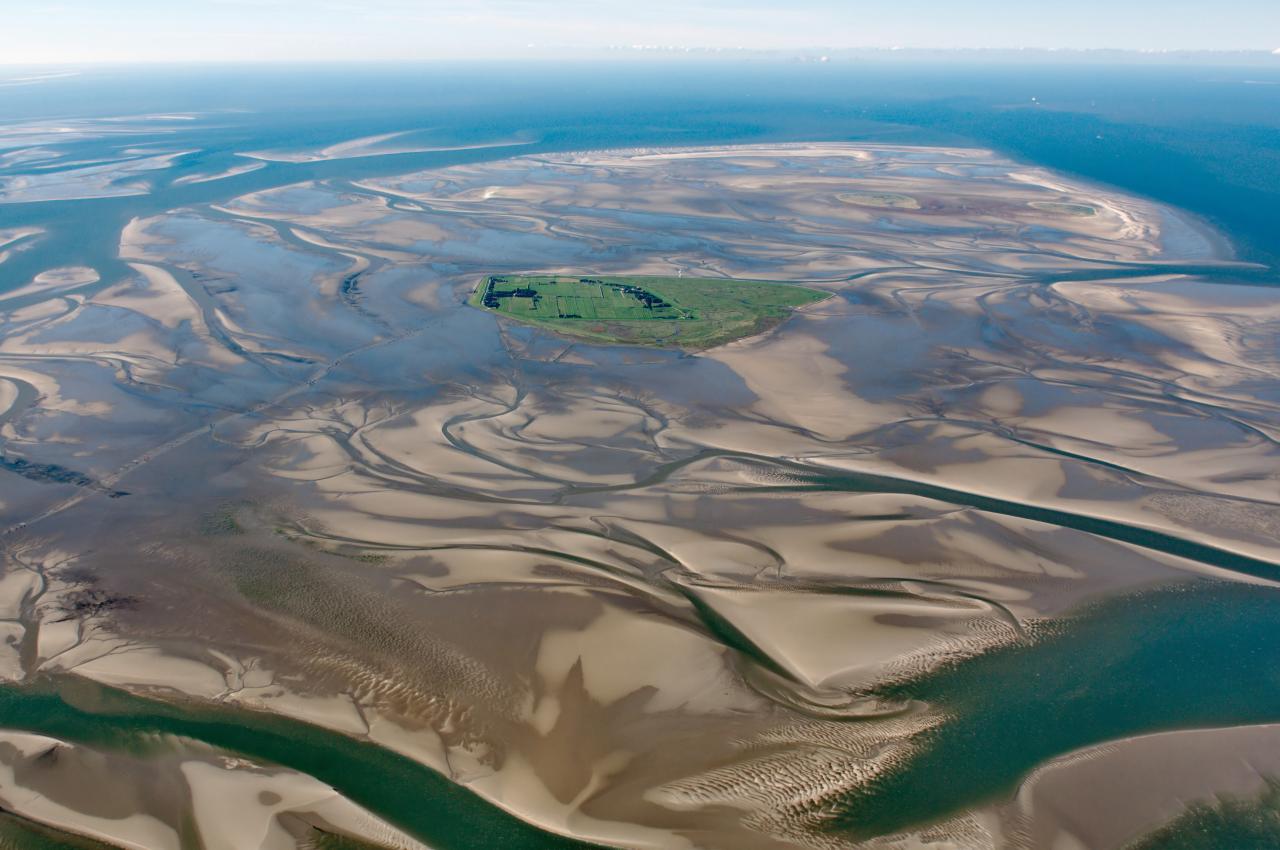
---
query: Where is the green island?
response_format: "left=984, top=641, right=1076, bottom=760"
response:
left=470, top=274, right=829, bottom=349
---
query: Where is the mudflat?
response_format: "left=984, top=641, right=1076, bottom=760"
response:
left=1, top=140, right=1279, bottom=849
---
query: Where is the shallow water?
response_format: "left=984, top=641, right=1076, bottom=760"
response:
left=835, top=581, right=1280, bottom=837
left=0, top=677, right=600, bottom=849
left=2, top=62, right=1279, bottom=290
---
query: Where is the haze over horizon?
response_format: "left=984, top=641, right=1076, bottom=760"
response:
left=8, top=0, right=1280, bottom=64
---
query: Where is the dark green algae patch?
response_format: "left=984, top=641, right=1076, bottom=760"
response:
left=1127, top=777, right=1280, bottom=850
left=820, top=580, right=1280, bottom=842
left=0, top=812, right=122, bottom=850
left=0, top=677, right=605, bottom=850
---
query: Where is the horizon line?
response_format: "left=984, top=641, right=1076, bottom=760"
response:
left=3, top=46, right=1280, bottom=69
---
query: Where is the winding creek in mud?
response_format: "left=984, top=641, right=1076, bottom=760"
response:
left=2, top=101, right=1280, bottom=850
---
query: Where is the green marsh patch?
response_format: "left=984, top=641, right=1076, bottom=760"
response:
left=837, top=192, right=921, bottom=210
left=1030, top=201, right=1097, bottom=217
left=471, top=274, right=828, bottom=349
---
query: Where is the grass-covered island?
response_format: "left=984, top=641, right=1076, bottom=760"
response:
left=470, top=274, right=829, bottom=349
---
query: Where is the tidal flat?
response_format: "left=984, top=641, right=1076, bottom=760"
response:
left=2, top=133, right=1280, bottom=849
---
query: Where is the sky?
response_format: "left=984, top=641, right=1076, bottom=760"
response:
left=5, top=0, right=1280, bottom=64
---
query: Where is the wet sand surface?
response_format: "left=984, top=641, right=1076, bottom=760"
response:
left=2, top=142, right=1280, bottom=848
left=0, top=728, right=431, bottom=850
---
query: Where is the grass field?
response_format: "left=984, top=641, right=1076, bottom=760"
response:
left=470, top=274, right=828, bottom=349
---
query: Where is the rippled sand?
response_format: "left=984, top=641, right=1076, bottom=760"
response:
left=0, top=730, right=431, bottom=849
left=2, top=144, right=1279, bottom=847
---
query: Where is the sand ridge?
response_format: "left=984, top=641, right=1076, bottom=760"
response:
left=2, top=143, right=1277, bottom=848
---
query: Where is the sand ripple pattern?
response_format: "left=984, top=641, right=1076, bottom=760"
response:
left=2, top=144, right=1279, bottom=848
